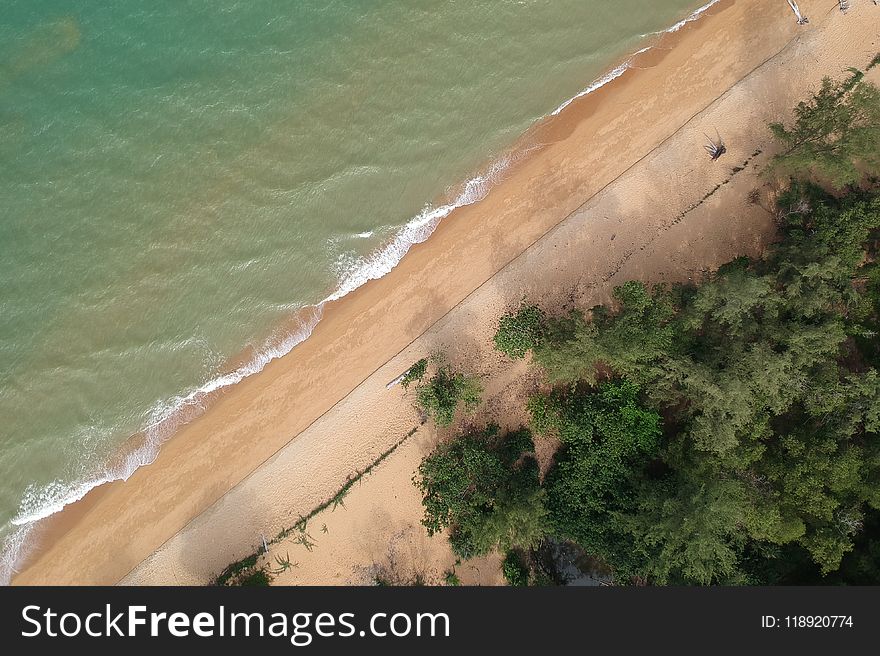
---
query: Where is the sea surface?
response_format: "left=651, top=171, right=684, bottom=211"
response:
left=0, top=0, right=717, bottom=580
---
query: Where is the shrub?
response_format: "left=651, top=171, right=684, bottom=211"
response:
left=400, top=358, right=428, bottom=389
left=416, top=426, right=546, bottom=559
left=237, top=568, right=273, bottom=586
left=502, top=550, right=530, bottom=587
left=494, top=304, right=548, bottom=359
left=443, top=569, right=461, bottom=586
left=415, top=366, right=482, bottom=427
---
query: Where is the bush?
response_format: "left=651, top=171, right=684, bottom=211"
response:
left=415, top=366, right=482, bottom=427
left=416, top=425, right=546, bottom=559
left=237, top=568, right=273, bottom=586
left=215, top=554, right=274, bottom=586
left=502, top=550, right=530, bottom=587
left=400, top=358, right=428, bottom=389
left=443, top=569, right=461, bottom=586
left=494, top=304, right=548, bottom=359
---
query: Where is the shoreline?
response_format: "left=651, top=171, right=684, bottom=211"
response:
left=1, top=0, right=723, bottom=569
left=12, top=0, right=870, bottom=585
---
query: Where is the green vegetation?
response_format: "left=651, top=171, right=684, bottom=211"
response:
left=236, top=569, right=273, bottom=586
left=769, top=68, right=880, bottom=188
left=415, top=365, right=482, bottom=427
left=215, top=554, right=274, bottom=587
left=494, top=303, right=548, bottom=359
left=415, top=425, right=546, bottom=559
left=536, top=381, right=662, bottom=581
left=529, top=185, right=880, bottom=583
left=400, top=358, right=428, bottom=389
left=443, top=569, right=462, bottom=586
left=501, top=550, right=530, bottom=586
left=414, top=67, right=880, bottom=585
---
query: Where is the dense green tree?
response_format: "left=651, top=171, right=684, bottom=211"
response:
left=622, top=475, right=750, bottom=585
left=415, top=426, right=546, bottom=559
left=415, top=365, right=482, bottom=427
left=769, top=69, right=880, bottom=188
left=534, top=282, right=675, bottom=386
left=527, top=187, right=880, bottom=581
left=537, top=381, right=662, bottom=580
left=493, top=303, right=548, bottom=359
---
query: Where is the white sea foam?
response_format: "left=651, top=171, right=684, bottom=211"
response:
left=550, top=47, right=651, bottom=116
left=0, top=152, right=518, bottom=580
left=0, top=525, right=35, bottom=586
left=552, top=0, right=724, bottom=117
left=0, top=1, right=726, bottom=585
left=324, top=154, right=513, bottom=304
left=666, top=0, right=723, bottom=33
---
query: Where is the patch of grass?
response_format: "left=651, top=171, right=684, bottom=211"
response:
left=237, top=568, right=273, bottom=586
left=214, top=553, right=259, bottom=586
left=214, top=552, right=275, bottom=587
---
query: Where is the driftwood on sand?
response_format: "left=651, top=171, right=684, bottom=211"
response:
left=704, top=132, right=727, bottom=160
left=788, top=0, right=809, bottom=24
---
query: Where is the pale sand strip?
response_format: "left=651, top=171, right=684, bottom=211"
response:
left=15, top=0, right=878, bottom=585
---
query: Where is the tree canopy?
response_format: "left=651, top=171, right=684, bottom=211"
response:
left=528, top=187, right=880, bottom=581
left=415, top=365, right=482, bottom=427
left=536, top=380, right=662, bottom=581
left=769, top=69, right=880, bottom=188
left=415, top=425, right=546, bottom=559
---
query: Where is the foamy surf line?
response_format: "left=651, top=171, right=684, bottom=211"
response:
left=0, top=0, right=726, bottom=585
left=551, top=0, right=723, bottom=116
left=665, top=0, right=724, bottom=33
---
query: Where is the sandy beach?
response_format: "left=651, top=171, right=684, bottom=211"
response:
left=12, top=0, right=880, bottom=585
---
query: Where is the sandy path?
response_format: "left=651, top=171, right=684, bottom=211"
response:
left=13, top=0, right=879, bottom=585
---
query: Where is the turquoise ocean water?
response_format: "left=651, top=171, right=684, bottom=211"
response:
left=0, top=0, right=716, bottom=580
